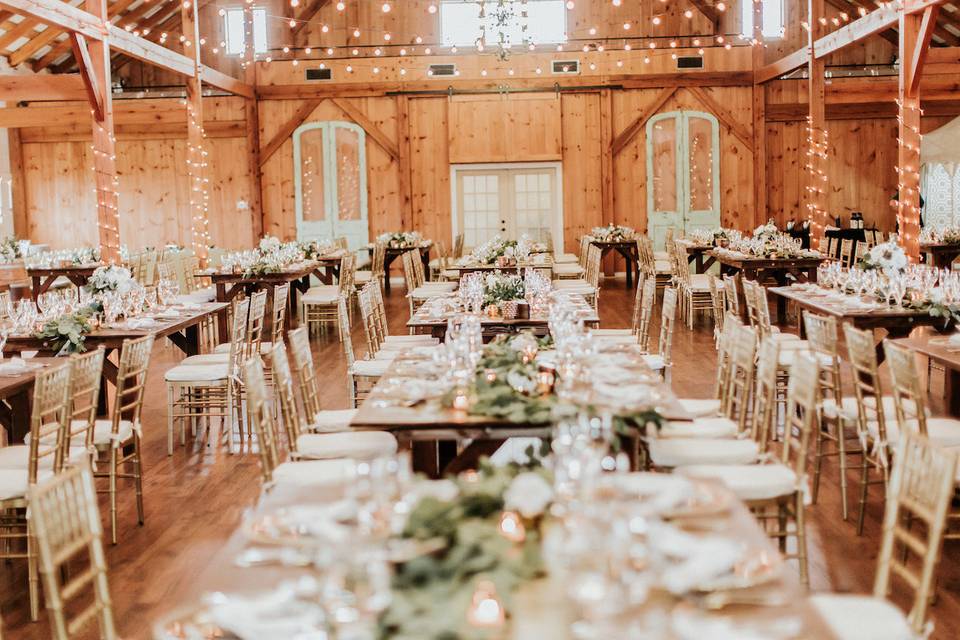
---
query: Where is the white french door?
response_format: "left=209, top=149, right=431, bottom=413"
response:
left=451, top=163, right=563, bottom=251
left=293, top=121, right=369, bottom=249
left=646, top=111, right=721, bottom=250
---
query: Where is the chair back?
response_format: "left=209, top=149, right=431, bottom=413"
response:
left=269, top=342, right=304, bottom=451
left=453, top=233, right=465, bottom=259
left=780, top=350, right=820, bottom=474
left=722, top=323, right=757, bottom=431
left=714, top=312, right=742, bottom=402
left=636, top=277, right=657, bottom=353
left=271, top=283, right=290, bottom=345
left=337, top=296, right=356, bottom=369
left=874, top=431, right=957, bottom=634
left=708, top=275, right=725, bottom=340
left=401, top=250, right=418, bottom=293
left=843, top=323, right=892, bottom=446
left=243, top=356, right=282, bottom=483
left=803, top=311, right=843, bottom=411
left=578, top=236, right=591, bottom=268
left=370, top=243, right=386, bottom=280
left=111, top=335, right=154, bottom=440
left=245, top=290, right=269, bottom=359
left=28, top=363, right=73, bottom=482
left=752, top=336, right=780, bottom=449
left=884, top=340, right=929, bottom=435
left=657, top=287, right=678, bottom=367
left=289, top=327, right=322, bottom=420
left=67, top=348, right=106, bottom=452
left=227, top=298, right=251, bottom=379
left=584, top=245, right=602, bottom=289
left=839, top=239, right=854, bottom=267
left=28, top=464, right=117, bottom=640
left=357, top=282, right=382, bottom=354
left=629, top=272, right=646, bottom=334
left=338, top=253, right=357, bottom=296
left=721, top=274, right=740, bottom=315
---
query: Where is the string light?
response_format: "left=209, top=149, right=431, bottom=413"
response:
left=895, top=97, right=923, bottom=260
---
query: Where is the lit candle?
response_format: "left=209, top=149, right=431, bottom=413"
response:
left=484, top=368, right=497, bottom=382
left=498, top=511, right=526, bottom=543
left=536, top=370, right=555, bottom=394
left=453, top=388, right=470, bottom=411
left=466, top=580, right=505, bottom=628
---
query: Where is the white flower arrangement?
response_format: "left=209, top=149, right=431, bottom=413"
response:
left=752, top=219, right=779, bottom=239
left=0, top=237, right=23, bottom=263
left=377, top=231, right=421, bottom=248
left=86, top=265, right=136, bottom=295
left=503, top=471, right=553, bottom=518
left=591, top=224, right=635, bottom=242
left=470, top=236, right=518, bottom=265
left=859, top=240, right=908, bottom=275
left=258, top=235, right=282, bottom=254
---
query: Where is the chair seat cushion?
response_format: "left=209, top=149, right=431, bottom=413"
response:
left=441, top=269, right=461, bottom=280
left=296, top=431, right=398, bottom=460
left=183, top=352, right=231, bottom=364
left=383, top=335, right=438, bottom=346
left=354, top=271, right=374, bottom=284
left=649, top=438, right=759, bottom=467
left=654, top=260, right=672, bottom=273
left=554, top=253, right=579, bottom=263
left=592, top=334, right=638, bottom=346
left=164, top=363, right=229, bottom=382
left=0, top=467, right=53, bottom=500
left=308, top=409, right=359, bottom=433
left=590, top=328, right=633, bottom=336
left=660, top=416, right=737, bottom=439
left=409, top=286, right=452, bottom=300
left=351, top=359, right=391, bottom=377
left=302, top=285, right=339, bottom=304
left=0, top=445, right=87, bottom=469
left=372, top=350, right=399, bottom=361
left=25, top=420, right=136, bottom=449
left=271, top=459, right=354, bottom=487
left=553, top=279, right=589, bottom=288
left=808, top=594, right=913, bottom=640
left=677, top=463, right=798, bottom=501
left=552, top=263, right=585, bottom=275
left=689, top=274, right=712, bottom=289
left=677, top=398, right=722, bottom=418
left=642, top=354, right=665, bottom=371
left=821, top=395, right=906, bottom=421
left=654, top=251, right=670, bottom=261
left=869, top=416, right=960, bottom=448
left=777, top=348, right=829, bottom=368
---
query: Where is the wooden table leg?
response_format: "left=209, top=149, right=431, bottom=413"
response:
left=443, top=440, right=505, bottom=476
left=4, top=389, right=31, bottom=442
left=382, top=253, right=398, bottom=293
left=946, top=367, right=960, bottom=417
left=412, top=440, right=439, bottom=478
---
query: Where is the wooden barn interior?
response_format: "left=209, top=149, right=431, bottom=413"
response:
left=0, top=0, right=960, bottom=637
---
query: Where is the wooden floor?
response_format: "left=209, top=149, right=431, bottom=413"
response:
left=3, top=279, right=960, bottom=639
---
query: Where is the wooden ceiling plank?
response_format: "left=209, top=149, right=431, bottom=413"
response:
left=0, top=17, right=41, bottom=52
left=610, top=86, right=677, bottom=156
left=328, top=97, right=399, bottom=161
left=32, top=0, right=139, bottom=71
left=686, top=0, right=721, bottom=31
left=9, top=24, right=63, bottom=66
left=108, top=0, right=212, bottom=73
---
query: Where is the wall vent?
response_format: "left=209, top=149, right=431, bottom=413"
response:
left=677, top=56, right=704, bottom=70
left=428, top=63, right=457, bottom=77
left=305, top=67, right=333, bottom=81
left=551, top=59, right=580, bottom=75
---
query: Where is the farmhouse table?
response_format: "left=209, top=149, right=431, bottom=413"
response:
left=150, top=477, right=837, bottom=640
left=444, top=253, right=554, bottom=280
left=26, top=263, right=102, bottom=308
left=712, top=250, right=827, bottom=325
left=351, top=345, right=690, bottom=478
left=366, top=241, right=431, bottom=293
left=407, top=294, right=599, bottom=341
left=674, top=239, right=716, bottom=274
left=590, top=238, right=640, bottom=288
left=3, top=302, right=228, bottom=413
left=893, top=332, right=960, bottom=417
left=0, top=356, right=61, bottom=442
left=770, top=284, right=947, bottom=364
left=920, top=242, right=960, bottom=270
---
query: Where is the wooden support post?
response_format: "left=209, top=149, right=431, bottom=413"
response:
left=752, top=0, right=768, bottom=228
left=7, top=129, right=26, bottom=238
left=599, top=89, right=615, bottom=276
left=82, top=0, right=120, bottom=264
left=182, top=0, right=209, bottom=263
left=898, top=8, right=927, bottom=261
left=396, top=95, right=413, bottom=230
left=242, top=3, right=264, bottom=240
left=805, top=0, right=829, bottom=242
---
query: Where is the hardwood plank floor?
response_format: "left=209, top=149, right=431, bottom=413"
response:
left=2, top=279, right=959, bottom=639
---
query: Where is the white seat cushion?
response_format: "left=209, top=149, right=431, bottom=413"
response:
left=552, top=263, right=584, bottom=275
left=182, top=352, right=231, bottom=364
left=213, top=343, right=232, bottom=354
left=441, top=269, right=460, bottom=280
left=770, top=332, right=803, bottom=343
left=677, top=398, right=722, bottom=418
left=354, top=271, right=374, bottom=284
left=654, top=260, right=672, bottom=273
left=642, top=354, right=665, bottom=371
left=302, top=285, right=339, bottom=304
left=553, top=279, right=589, bottom=288
left=351, top=359, right=390, bottom=377
left=649, top=438, right=759, bottom=467
left=164, top=363, right=229, bottom=382
left=308, top=409, right=359, bottom=433
left=296, top=431, right=398, bottom=460
left=677, top=463, right=798, bottom=501
left=869, top=416, right=960, bottom=448
left=660, top=416, right=737, bottom=439
left=0, top=445, right=86, bottom=469
left=271, top=459, right=355, bottom=487
left=590, top=329, right=633, bottom=336
left=689, top=274, right=711, bottom=289
left=809, top=594, right=913, bottom=640
left=593, top=335, right=639, bottom=346
left=383, top=335, right=438, bottom=345
left=25, top=419, right=136, bottom=449
left=0, top=468, right=53, bottom=500
left=654, top=251, right=669, bottom=260
left=821, top=395, right=907, bottom=422
left=409, top=286, right=452, bottom=300
left=554, top=253, right=579, bottom=263
left=777, top=348, right=829, bottom=368
left=373, top=350, right=399, bottom=361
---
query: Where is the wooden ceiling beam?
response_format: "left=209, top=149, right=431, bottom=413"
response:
left=70, top=32, right=103, bottom=121
left=0, top=17, right=42, bottom=52
left=0, top=72, right=87, bottom=100
left=9, top=24, right=64, bottom=66
left=108, top=0, right=213, bottom=74
left=328, top=97, right=399, bottom=161
left=687, top=86, right=753, bottom=148
left=610, top=86, right=676, bottom=156
left=32, top=0, right=139, bottom=71
left=756, top=48, right=809, bottom=83
left=907, top=4, right=940, bottom=95
left=259, top=98, right=323, bottom=166
left=200, top=64, right=254, bottom=99
left=687, top=0, right=721, bottom=31
left=291, top=0, right=331, bottom=38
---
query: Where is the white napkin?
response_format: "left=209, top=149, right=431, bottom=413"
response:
left=610, top=473, right=695, bottom=515
left=948, top=333, right=960, bottom=346
left=0, top=357, right=29, bottom=375
left=206, top=587, right=326, bottom=640
left=155, top=309, right=182, bottom=319
left=124, top=317, right=159, bottom=329
left=649, top=522, right=743, bottom=594
left=672, top=609, right=776, bottom=640
left=594, top=381, right=652, bottom=406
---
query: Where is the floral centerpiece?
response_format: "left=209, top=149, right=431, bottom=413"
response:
left=471, top=236, right=518, bottom=266
left=0, top=237, right=24, bottom=263
left=378, top=231, right=422, bottom=249
left=35, top=301, right=102, bottom=354
left=921, top=226, right=960, bottom=246
left=298, top=238, right=335, bottom=260
left=752, top=219, right=780, bottom=240
left=482, top=273, right=525, bottom=318
left=85, top=265, right=137, bottom=296
left=258, top=235, right=282, bottom=254
left=381, top=448, right=552, bottom=638
left=591, top=224, right=635, bottom=242
left=858, top=239, right=907, bottom=276
left=237, top=236, right=305, bottom=277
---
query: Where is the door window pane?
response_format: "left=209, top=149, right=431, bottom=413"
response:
left=513, top=170, right=553, bottom=243
left=651, top=118, right=677, bottom=212
left=335, top=127, right=362, bottom=221
left=300, top=128, right=325, bottom=222
left=687, top=116, right=714, bottom=212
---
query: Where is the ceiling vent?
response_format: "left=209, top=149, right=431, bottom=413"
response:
left=305, top=67, right=333, bottom=81
left=677, top=56, right=704, bottom=70
left=551, top=59, right=580, bottom=75
left=428, top=63, right=457, bottom=77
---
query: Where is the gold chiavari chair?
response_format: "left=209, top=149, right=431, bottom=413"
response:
left=552, top=232, right=578, bottom=264
left=402, top=249, right=456, bottom=317
left=271, top=343, right=396, bottom=460
left=94, top=335, right=154, bottom=544
left=721, top=274, right=740, bottom=316
left=357, top=283, right=430, bottom=359
left=29, top=464, right=118, bottom=640
left=804, top=311, right=860, bottom=520
left=839, top=238, right=854, bottom=267
left=303, top=252, right=356, bottom=339
left=367, top=281, right=437, bottom=349
left=356, top=242, right=386, bottom=287
left=635, top=277, right=657, bottom=353
left=810, top=431, right=956, bottom=637
left=553, top=244, right=601, bottom=309
left=642, top=285, right=678, bottom=379
left=64, top=348, right=106, bottom=467
left=0, top=363, right=72, bottom=621
left=707, top=274, right=726, bottom=346
left=552, top=236, right=586, bottom=279
left=338, top=296, right=388, bottom=407
left=672, top=240, right=713, bottom=329
left=681, top=349, right=820, bottom=586
left=590, top=272, right=646, bottom=341
left=648, top=323, right=763, bottom=467
left=288, top=326, right=358, bottom=432
left=743, top=279, right=806, bottom=347
left=243, top=356, right=352, bottom=488
left=675, top=312, right=742, bottom=420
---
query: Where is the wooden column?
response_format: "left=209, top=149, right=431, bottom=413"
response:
left=80, top=0, right=120, bottom=264
left=599, top=89, right=615, bottom=276
left=7, top=129, right=26, bottom=238
left=242, top=3, right=264, bottom=239
left=898, top=5, right=938, bottom=261
left=396, top=95, right=413, bottom=230
left=752, top=0, right=767, bottom=227
left=805, top=0, right=829, bottom=242
left=182, top=0, right=209, bottom=262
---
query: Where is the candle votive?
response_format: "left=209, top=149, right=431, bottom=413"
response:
left=466, top=580, right=506, bottom=628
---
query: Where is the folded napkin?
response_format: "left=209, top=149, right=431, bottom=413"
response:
left=155, top=309, right=182, bottom=319
left=0, top=357, right=30, bottom=375
left=610, top=473, right=695, bottom=515
left=124, top=317, right=159, bottom=329
left=948, top=333, right=960, bottom=346
left=206, top=587, right=326, bottom=640
left=649, top=522, right=743, bottom=594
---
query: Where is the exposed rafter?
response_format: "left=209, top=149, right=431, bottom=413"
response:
left=687, top=0, right=721, bottom=31
left=291, top=0, right=332, bottom=38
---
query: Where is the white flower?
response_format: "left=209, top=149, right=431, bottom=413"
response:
left=259, top=235, right=281, bottom=253
left=503, top=472, right=553, bottom=518
left=929, top=286, right=946, bottom=305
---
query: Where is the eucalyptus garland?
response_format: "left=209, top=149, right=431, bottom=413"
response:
left=35, top=302, right=102, bottom=354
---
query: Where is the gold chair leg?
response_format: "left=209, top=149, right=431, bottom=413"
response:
left=857, top=453, right=870, bottom=536
left=838, top=425, right=850, bottom=521
left=795, top=494, right=809, bottom=588
left=134, top=438, right=145, bottom=526
left=812, top=421, right=825, bottom=505
left=27, top=521, right=39, bottom=621
left=110, top=448, right=118, bottom=545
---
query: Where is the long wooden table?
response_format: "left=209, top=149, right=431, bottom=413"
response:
left=770, top=284, right=948, bottom=363
left=921, top=242, right=960, bottom=270
left=894, top=331, right=960, bottom=417
left=675, top=240, right=716, bottom=274
left=151, top=478, right=836, bottom=639
left=445, top=255, right=554, bottom=280
left=351, top=345, right=691, bottom=477
left=26, top=263, right=101, bottom=307
left=0, top=356, right=61, bottom=442
left=591, top=238, right=639, bottom=288
left=367, top=242, right=431, bottom=293
left=713, top=251, right=826, bottom=324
